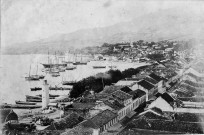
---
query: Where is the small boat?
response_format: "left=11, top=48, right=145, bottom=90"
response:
left=93, top=66, right=106, bottom=69
left=36, top=94, right=60, bottom=98
left=26, top=95, right=41, bottom=99
left=58, top=67, right=66, bottom=72
left=39, top=75, right=45, bottom=79
left=62, top=81, right=77, bottom=85
left=30, top=87, right=42, bottom=91
left=26, top=95, right=55, bottom=100
left=66, top=66, right=76, bottom=70
left=50, top=68, right=60, bottom=73
left=73, top=62, right=87, bottom=65
left=41, top=63, right=67, bottom=68
left=49, top=87, right=72, bottom=90
left=51, top=73, right=60, bottom=77
left=26, top=98, right=42, bottom=102
left=15, top=101, right=36, bottom=105
left=1, top=103, right=41, bottom=109
left=25, top=76, right=40, bottom=81
left=66, top=67, right=76, bottom=70
left=26, top=95, right=55, bottom=102
left=62, top=61, right=73, bottom=64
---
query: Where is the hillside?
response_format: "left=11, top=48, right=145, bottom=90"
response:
left=2, top=8, right=204, bottom=54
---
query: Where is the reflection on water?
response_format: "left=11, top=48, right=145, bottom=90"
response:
left=0, top=54, right=147, bottom=104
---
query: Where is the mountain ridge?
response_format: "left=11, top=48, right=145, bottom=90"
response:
left=2, top=8, right=204, bottom=54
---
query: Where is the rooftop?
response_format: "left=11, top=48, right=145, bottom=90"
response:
left=5, top=110, right=18, bottom=122
left=114, top=80, right=137, bottom=87
left=128, top=89, right=146, bottom=100
left=0, top=109, right=12, bottom=123
left=144, top=77, right=158, bottom=85
left=72, top=102, right=96, bottom=110
left=89, top=109, right=117, bottom=128
left=103, top=98, right=125, bottom=110
left=161, top=93, right=174, bottom=104
left=100, top=85, right=124, bottom=94
left=164, top=72, right=178, bottom=79
left=138, top=80, right=154, bottom=90
left=112, top=90, right=133, bottom=101
left=149, top=73, right=163, bottom=82
left=120, top=86, right=133, bottom=93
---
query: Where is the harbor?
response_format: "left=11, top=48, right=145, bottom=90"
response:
left=0, top=54, right=147, bottom=104
left=1, top=0, right=204, bottom=134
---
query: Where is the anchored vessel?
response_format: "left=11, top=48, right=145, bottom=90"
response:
left=93, top=66, right=106, bottom=69
left=15, top=101, right=36, bottom=105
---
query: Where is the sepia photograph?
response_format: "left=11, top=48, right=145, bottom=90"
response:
left=0, top=0, right=204, bottom=134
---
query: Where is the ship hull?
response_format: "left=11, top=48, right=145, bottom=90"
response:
left=41, top=63, right=67, bottom=68
left=15, top=101, right=36, bottom=105
left=62, top=81, right=77, bottom=85
left=73, top=62, right=87, bottom=65
left=93, top=66, right=106, bottom=69
left=30, top=87, right=42, bottom=91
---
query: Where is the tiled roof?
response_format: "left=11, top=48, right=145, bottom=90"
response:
left=5, top=110, right=18, bottom=122
left=72, top=103, right=96, bottom=110
left=103, top=98, right=125, bottom=110
left=164, top=72, right=177, bottom=79
left=112, top=90, right=132, bottom=101
left=0, top=109, right=12, bottom=123
left=115, top=80, right=137, bottom=87
left=100, top=85, right=123, bottom=94
left=80, top=119, right=98, bottom=129
left=128, top=89, right=146, bottom=99
left=120, top=86, right=133, bottom=93
left=161, top=93, right=174, bottom=104
left=61, top=122, right=93, bottom=135
left=89, top=109, right=117, bottom=128
left=144, top=77, right=158, bottom=84
left=149, top=73, right=163, bottom=82
left=138, top=80, right=154, bottom=90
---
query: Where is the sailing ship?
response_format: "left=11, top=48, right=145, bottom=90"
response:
left=73, top=54, right=88, bottom=65
left=62, top=51, right=74, bottom=64
left=25, top=64, right=45, bottom=81
left=41, top=51, right=67, bottom=68
left=42, top=63, right=67, bottom=68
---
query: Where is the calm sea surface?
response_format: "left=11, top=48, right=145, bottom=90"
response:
left=0, top=54, right=147, bottom=104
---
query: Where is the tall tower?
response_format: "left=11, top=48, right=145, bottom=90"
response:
left=42, top=80, right=49, bottom=109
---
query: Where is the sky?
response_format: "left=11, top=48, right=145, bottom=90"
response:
left=1, top=0, right=204, bottom=47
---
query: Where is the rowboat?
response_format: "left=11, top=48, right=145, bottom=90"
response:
left=15, top=101, right=36, bottom=105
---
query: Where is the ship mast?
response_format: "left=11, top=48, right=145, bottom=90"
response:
left=29, top=64, right=31, bottom=77
left=48, top=51, right=49, bottom=64
left=36, top=63, right=38, bottom=75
